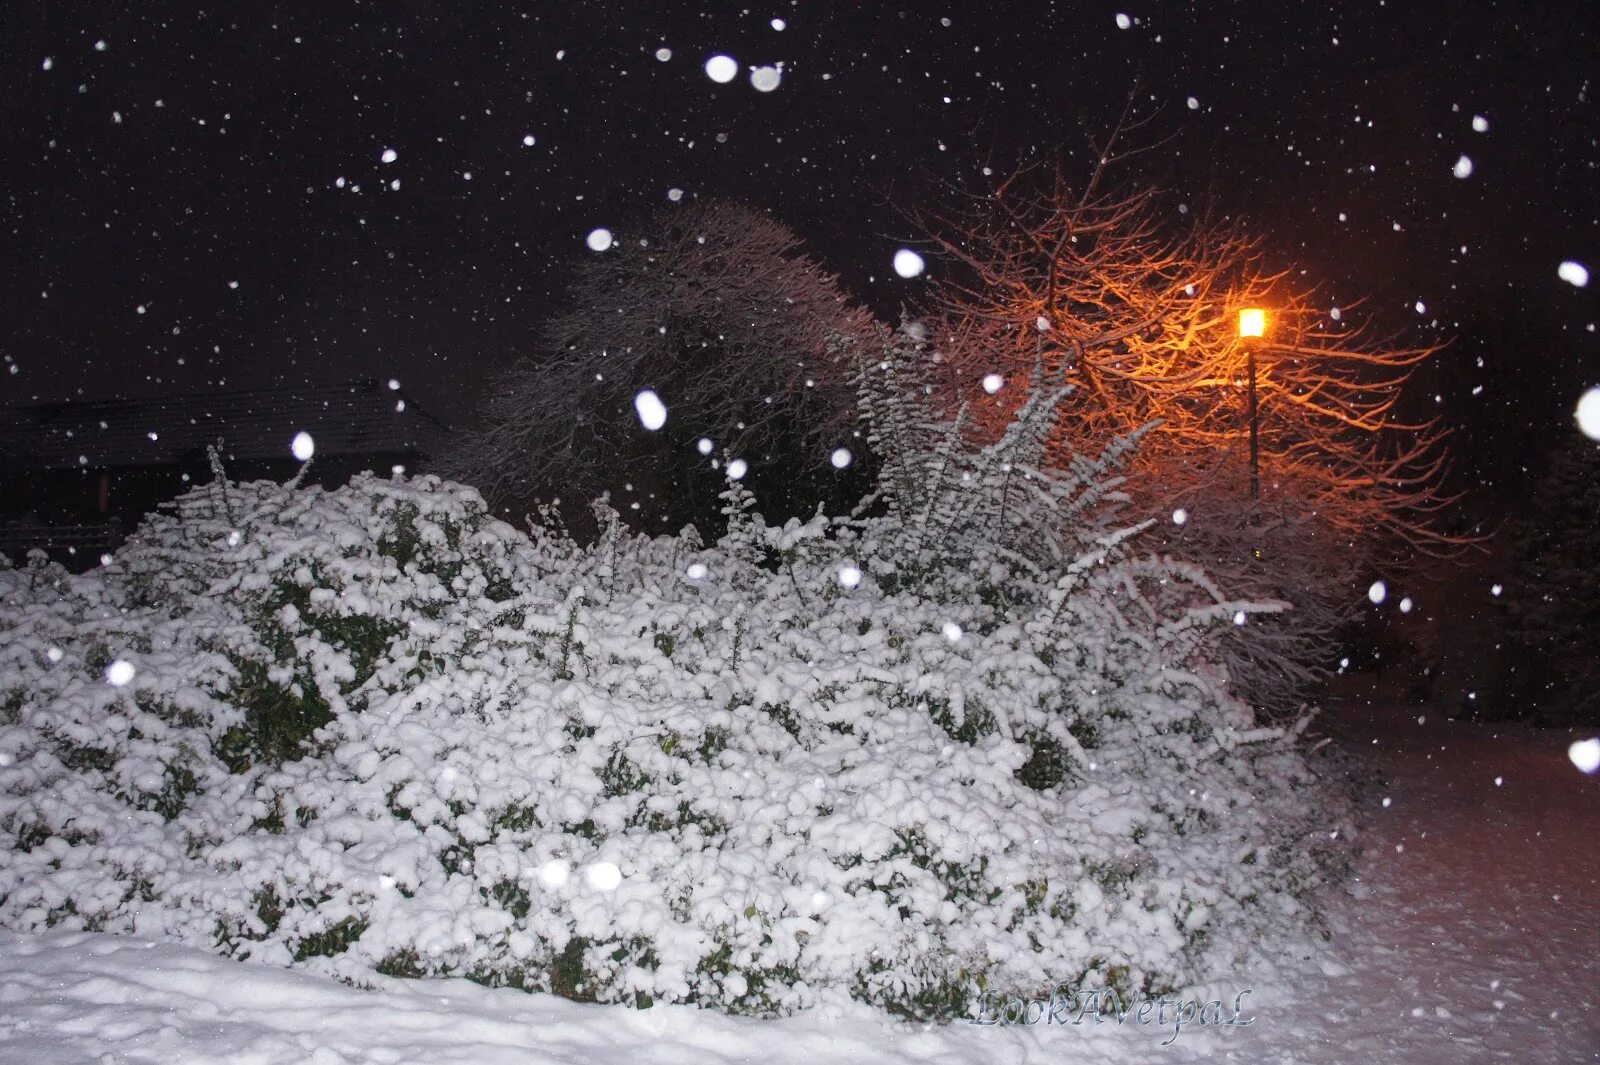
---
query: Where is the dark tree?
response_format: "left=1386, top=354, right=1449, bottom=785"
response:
left=1503, top=436, right=1600, bottom=724
left=445, top=201, right=877, bottom=528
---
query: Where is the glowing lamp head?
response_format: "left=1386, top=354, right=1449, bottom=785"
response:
left=1238, top=307, right=1266, bottom=338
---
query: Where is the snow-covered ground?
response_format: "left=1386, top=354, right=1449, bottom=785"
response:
left=3, top=682, right=1596, bottom=1064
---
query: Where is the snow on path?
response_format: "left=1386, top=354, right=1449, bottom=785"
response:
left=2, top=688, right=1596, bottom=1064
left=1211, top=687, right=1600, bottom=1063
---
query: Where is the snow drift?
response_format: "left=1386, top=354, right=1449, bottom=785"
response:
left=0, top=342, right=1348, bottom=1019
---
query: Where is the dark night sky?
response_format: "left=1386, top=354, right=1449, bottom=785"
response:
left=4, top=1, right=1597, bottom=503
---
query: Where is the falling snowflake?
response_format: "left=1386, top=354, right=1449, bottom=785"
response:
left=750, top=65, right=782, bottom=92
left=982, top=373, right=1003, bottom=395
left=1368, top=580, right=1387, bottom=605
left=1173, top=508, right=1188, bottom=525
left=726, top=458, right=748, bottom=480
left=522, top=134, right=536, bottom=147
left=633, top=389, right=668, bottom=430
left=586, top=228, right=613, bottom=252
left=1186, top=96, right=1199, bottom=109
left=696, top=437, right=713, bottom=455
left=892, top=249, right=925, bottom=278
left=582, top=862, right=622, bottom=891
left=291, top=431, right=315, bottom=461
left=686, top=562, right=708, bottom=580
left=1558, top=261, right=1590, bottom=288
left=837, top=564, right=863, bottom=589
left=536, top=860, right=570, bottom=889
left=1472, top=114, right=1489, bottom=132
left=830, top=447, right=853, bottom=469
left=380, top=147, right=398, bottom=164
left=1115, top=12, right=1132, bottom=29
left=668, top=187, right=684, bottom=201
left=1452, top=155, right=1473, bottom=179
left=1399, top=597, right=1414, bottom=613
left=942, top=621, right=963, bottom=642
left=655, top=47, right=672, bottom=62
left=771, top=18, right=786, bottom=30
left=1575, top=387, right=1600, bottom=440
left=1569, top=738, right=1600, bottom=774
left=105, top=659, right=136, bottom=687
left=705, top=54, right=738, bottom=83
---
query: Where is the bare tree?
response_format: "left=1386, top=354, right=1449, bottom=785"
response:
left=445, top=201, right=877, bottom=522
left=914, top=115, right=1454, bottom=547
left=909, top=130, right=1461, bottom=708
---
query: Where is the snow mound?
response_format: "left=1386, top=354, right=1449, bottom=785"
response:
left=0, top=343, right=1347, bottom=1019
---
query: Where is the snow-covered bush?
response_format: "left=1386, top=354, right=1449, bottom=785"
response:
left=0, top=342, right=1348, bottom=1019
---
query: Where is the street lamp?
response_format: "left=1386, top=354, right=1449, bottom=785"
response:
left=1238, top=308, right=1266, bottom=500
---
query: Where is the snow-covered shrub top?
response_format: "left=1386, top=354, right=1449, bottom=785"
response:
left=0, top=360, right=1347, bottom=1020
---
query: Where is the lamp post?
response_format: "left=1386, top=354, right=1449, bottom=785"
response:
left=1238, top=308, right=1266, bottom=500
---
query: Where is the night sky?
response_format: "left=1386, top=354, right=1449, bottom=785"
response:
left=5, top=1, right=1597, bottom=507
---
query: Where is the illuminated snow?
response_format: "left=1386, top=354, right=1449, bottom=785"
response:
left=981, top=373, right=1003, bottom=394
left=829, top=447, right=852, bottom=469
left=1368, top=580, right=1387, bottom=605
left=837, top=565, right=862, bottom=589
left=750, top=65, right=782, bottom=92
left=633, top=389, right=668, bottom=430
left=655, top=48, right=672, bottom=62
left=105, top=659, right=136, bottom=687
left=1569, top=738, right=1600, bottom=774
left=685, top=562, right=708, bottom=580
left=941, top=621, right=963, bottom=642
left=1558, top=261, right=1590, bottom=287
left=380, top=148, right=397, bottom=164
left=892, top=249, right=924, bottom=278
left=704, top=54, right=738, bottom=83
left=522, top=134, right=536, bottom=146
left=668, top=187, right=684, bottom=201
left=1472, top=114, right=1489, bottom=132
left=291, top=431, right=315, bottom=461
left=696, top=437, right=713, bottom=455
left=1115, top=13, right=1132, bottom=29
left=1173, top=508, right=1188, bottom=525
left=726, top=458, right=748, bottom=480
left=586, top=228, right=613, bottom=252
left=1453, top=155, right=1473, bottom=179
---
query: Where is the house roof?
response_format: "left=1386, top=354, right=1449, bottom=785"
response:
left=0, top=379, right=450, bottom=472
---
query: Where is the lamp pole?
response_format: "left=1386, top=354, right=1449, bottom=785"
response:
left=1238, top=308, right=1266, bottom=501
left=1247, top=342, right=1259, bottom=500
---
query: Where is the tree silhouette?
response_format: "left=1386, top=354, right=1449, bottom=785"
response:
left=445, top=201, right=876, bottom=527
